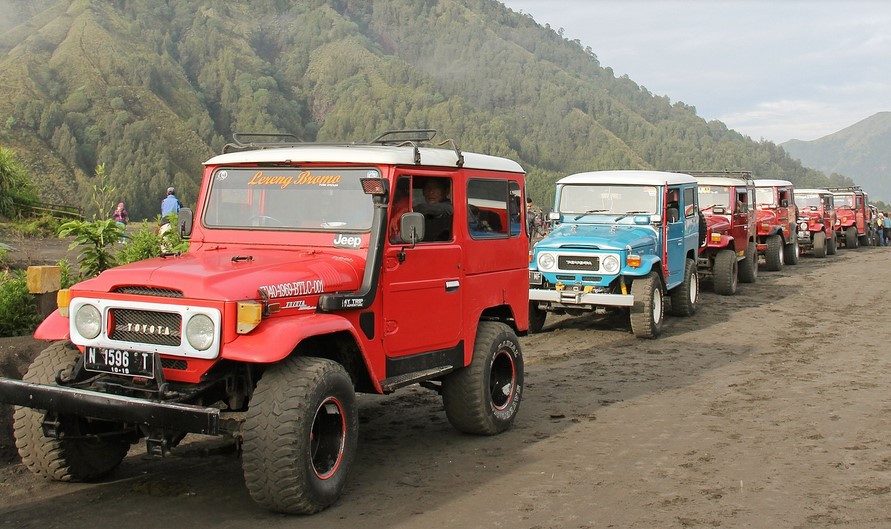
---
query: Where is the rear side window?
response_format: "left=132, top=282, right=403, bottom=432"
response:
left=683, top=187, right=696, bottom=218
left=467, top=178, right=512, bottom=238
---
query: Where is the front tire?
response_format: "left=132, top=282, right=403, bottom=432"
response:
left=528, top=301, right=547, bottom=333
left=630, top=271, right=664, bottom=338
left=713, top=249, right=739, bottom=296
left=738, top=241, right=758, bottom=283
left=669, top=258, right=698, bottom=316
left=764, top=234, right=784, bottom=271
left=828, top=232, right=838, bottom=255
left=442, top=322, right=523, bottom=435
left=813, top=231, right=827, bottom=258
left=845, top=226, right=858, bottom=248
left=13, top=342, right=130, bottom=482
left=784, top=235, right=800, bottom=264
left=242, top=356, right=358, bottom=514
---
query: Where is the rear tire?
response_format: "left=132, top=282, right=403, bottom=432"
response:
left=442, top=322, right=523, bottom=435
left=13, top=342, right=130, bottom=482
left=813, top=231, right=827, bottom=258
left=242, top=356, right=358, bottom=514
left=828, top=232, right=838, bottom=255
left=712, top=249, right=739, bottom=296
left=738, top=241, right=758, bottom=283
left=528, top=301, right=547, bottom=333
left=784, top=235, right=800, bottom=265
left=630, top=271, right=663, bottom=339
left=669, top=258, right=698, bottom=317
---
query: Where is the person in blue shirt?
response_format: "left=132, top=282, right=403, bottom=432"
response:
left=160, top=187, right=181, bottom=224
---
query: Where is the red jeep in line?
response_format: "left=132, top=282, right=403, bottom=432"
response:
left=689, top=171, right=758, bottom=296
left=794, top=188, right=838, bottom=258
left=829, top=186, right=872, bottom=248
left=0, top=130, right=530, bottom=514
left=754, top=179, right=800, bottom=270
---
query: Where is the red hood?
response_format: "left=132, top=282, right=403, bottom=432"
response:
left=72, top=247, right=364, bottom=301
left=836, top=208, right=855, bottom=224
left=704, top=214, right=731, bottom=234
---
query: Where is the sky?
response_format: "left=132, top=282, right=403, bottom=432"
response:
left=500, top=0, right=891, bottom=144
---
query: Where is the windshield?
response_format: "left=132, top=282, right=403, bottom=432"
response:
left=558, top=185, right=658, bottom=215
left=698, top=185, right=731, bottom=209
left=203, top=167, right=374, bottom=230
left=755, top=188, right=775, bottom=205
left=795, top=194, right=822, bottom=209
left=833, top=194, right=855, bottom=208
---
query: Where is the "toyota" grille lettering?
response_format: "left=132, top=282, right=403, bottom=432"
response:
left=125, top=323, right=173, bottom=336
left=566, top=259, right=594, bottom=266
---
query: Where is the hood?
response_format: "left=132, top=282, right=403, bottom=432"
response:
left=536, top=222, right=658, bottom=251
left=72, top=247, right=364, bottom=301
left=705, top=214, right=731, bottom=234
left=836, top=208, right=855, bottom=222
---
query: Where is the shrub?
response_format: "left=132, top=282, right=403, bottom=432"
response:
left=0, top=269, right=40, bottom=337
left=118, top=222, right=163, bottom=264
left=58, top=218, right=124, bottom=278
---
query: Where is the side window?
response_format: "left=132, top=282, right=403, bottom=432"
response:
left=736, top=190, right=748, bottom=213
left=388, top=176, right=412, bottom=243
left=467, top=178, right=509, bottom=238
left=509, top=182, right=522, bottom=236
left=683, top=187, right=696, bottom=218
left=666, top=187, right=680, bottom=222
left=414, top=177, right=453, bottom=242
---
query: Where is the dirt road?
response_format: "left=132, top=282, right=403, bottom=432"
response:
left=2, top=247, right=891, bottom=528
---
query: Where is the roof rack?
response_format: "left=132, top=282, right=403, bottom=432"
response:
left=222, top=128, right=464, bottom=167
left=827, top=186, right=863, bottom=193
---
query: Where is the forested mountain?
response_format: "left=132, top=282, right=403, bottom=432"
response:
left=782, top=112, right=891, bottom=202
left=0, top=0, right=851, bottom=220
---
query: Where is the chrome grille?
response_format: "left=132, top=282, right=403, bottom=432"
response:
left=558, top=255, right=599, bottom=271
left=109, top=309, right=181, bottom=346
left=161, top=358, right=188, bottom=370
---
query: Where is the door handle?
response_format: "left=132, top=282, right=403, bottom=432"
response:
left=445, top=280, right=459, bottom=293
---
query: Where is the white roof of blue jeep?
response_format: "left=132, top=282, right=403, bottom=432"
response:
left=753, top=179, right=793, bottom=188
left=558, top=170, right=696, bottom=186
left=204, top=145, right=524, bottom=173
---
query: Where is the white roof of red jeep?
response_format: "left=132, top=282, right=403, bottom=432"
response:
left=753, top=179, right=793, bottom=188
left=558, top=170, right=696, bottom=186
left=204, top=145, right=524, bottom=173
left=795, top=188, right=833, bottom=195
left=694, top=176, right=751, bottom=187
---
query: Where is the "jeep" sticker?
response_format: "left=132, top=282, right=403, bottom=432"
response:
left=334, top=234, right=362, bottom=248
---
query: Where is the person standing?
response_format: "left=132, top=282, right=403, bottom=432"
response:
left=875, top=213, right=885, bottom=246
left=113, top=202, right=129, bottom=227
left=161, top=187, right=181, bottom=222
left=883, top=212, right=891, bottom=246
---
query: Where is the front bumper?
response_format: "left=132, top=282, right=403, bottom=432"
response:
left=0, top=377, right=226, bottom=435
left=529, top=288, right=633, bottom=307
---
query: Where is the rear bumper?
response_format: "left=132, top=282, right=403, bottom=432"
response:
left=0, top=377, right=223, bottom=435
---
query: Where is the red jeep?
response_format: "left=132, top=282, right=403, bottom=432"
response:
left=0, top=130, right=529, bottom=514
left=829, top=186, right=871, bottom=248
left=794, top=188, right=838, bottom=258
left=690, top=171, right=759, bottom=296
left=754, top=179, right=800, bottom=270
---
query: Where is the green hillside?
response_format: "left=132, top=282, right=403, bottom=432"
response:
left=0, top=0, right=848, bottom=220
left=782, top=112, right=891, bottom=202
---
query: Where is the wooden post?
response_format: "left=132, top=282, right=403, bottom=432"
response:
left=26, top=266, right=62, bottom=318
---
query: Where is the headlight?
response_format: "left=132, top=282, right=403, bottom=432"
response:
left=601, top=255, right=620, bottom=274
left=538, top=252, right=556, bottom=271
left=74, top=304, right=101, bottom=339
left=186, top=314, right=215, bottom=351
left=799, top=221, right=808, bottom=231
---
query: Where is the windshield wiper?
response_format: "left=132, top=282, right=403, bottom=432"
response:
left=614, top=210, right=649, bottom=221
left=574, top=209, right=608, bottom=220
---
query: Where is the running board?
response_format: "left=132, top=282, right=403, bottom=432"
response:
left=380, top=366, right=455, bottom=394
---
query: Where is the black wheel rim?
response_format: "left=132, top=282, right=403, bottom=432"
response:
left=310, top=397, right=346, bottom=479
left=489, top=349, right=516, bottom=411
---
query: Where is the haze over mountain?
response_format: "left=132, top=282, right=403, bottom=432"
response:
left=782, top=112, right=891, bottom=203
left=0, top=0, right=855, bottom=220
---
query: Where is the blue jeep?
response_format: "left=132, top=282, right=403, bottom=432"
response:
left=528, top=170, right=701, bottom=338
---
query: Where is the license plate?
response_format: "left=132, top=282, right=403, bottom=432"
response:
left=85, top=347, right=155, bottom=378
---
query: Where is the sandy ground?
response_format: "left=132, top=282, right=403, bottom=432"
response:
left=1, top=245, right=891, bottom=528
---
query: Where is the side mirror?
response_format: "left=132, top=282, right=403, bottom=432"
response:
left=399, top=212, right=425, bottom=244
left=548, top=211, right=559, bottom=221
left=780, top=199, right=789, bottom=207
left=178, top=208, right=193, bottom=238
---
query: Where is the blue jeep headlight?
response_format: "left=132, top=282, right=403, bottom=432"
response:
left=601, top=255, right=620, bottom=274
left=537, top=252, right=556, bottom=271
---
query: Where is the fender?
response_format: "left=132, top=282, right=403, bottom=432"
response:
left=633, top=254, right=662, bottom=278
left=33, top=310, right=70, bottom=341
left=222, top=313, right=366, bottom=364
left=705, top=234, right=734, bottom=249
